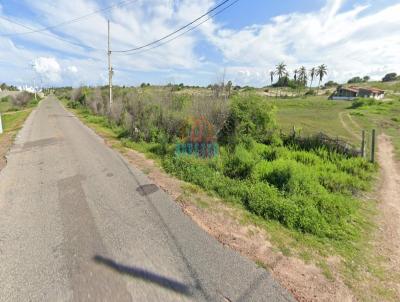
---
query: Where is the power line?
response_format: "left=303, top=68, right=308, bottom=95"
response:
left=0, top=15, right=105, bottom=51
left=118, top=0, right=240, bottom=56
left=0, top=0, right=137, bottom=37
left=112, top=0, right=232, bottom=53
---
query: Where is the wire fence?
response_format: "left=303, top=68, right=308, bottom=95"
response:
left=281, top=129, right=376, bottom=161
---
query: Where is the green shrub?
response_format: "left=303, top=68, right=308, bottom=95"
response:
left=223, top=144, right=257, bottom=179
left=336, top=157, right=376, bottom=181
left=29, top=99, right=39, bottom=107
left=253, top=159, right=324, bottom=196
left=1, top=96, right=10, bottom=103
left=67, top=101, right=81, bottom=109
left=11, top=92, right=34, bottom=108
left=350, top=98, right=378, bottom=109
left=6, top=107, right=19, bottom=112
left=287, top=150, right=322, bottom=165
left=219, top=93, right=280, bottom=145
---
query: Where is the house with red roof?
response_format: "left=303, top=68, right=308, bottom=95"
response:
left=330, top=86, right=385, bottom=100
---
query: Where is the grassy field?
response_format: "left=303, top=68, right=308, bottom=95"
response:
left=268, top=82, right=400, bottom=159
left=0, top=97, right=12, bottom=112
left=1, top=110, right=32, bottom=133
left=349, top=100, right=400, bottom=158
left=0, top=93, right=38, bottom=168
left=271, top=96, right=359, bottom=141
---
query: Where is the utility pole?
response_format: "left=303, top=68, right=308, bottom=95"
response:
left=361, top=130, right=365, bottom=158
left=371, top=129, right=376, bottom=163
left=33, top=78, right=37, bottom=100
left=108, top=20, right=113, bottom=111
left=0, top=113, right=3, bottom=134
left=30, top=64, right=37, bottom=100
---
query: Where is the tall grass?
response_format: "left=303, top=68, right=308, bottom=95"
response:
left=163, top=140, right=376, bottom=240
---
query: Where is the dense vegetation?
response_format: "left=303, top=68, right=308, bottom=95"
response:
left=0, top=91, right=37, bottom=112
left=347, top=76, right=370, bottom=84
left=56, top=87, right=376, bottom=241
left=382, top=72, right=400, bottom=82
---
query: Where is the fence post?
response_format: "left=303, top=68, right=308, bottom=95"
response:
left=292, top=125, right=296, bottom=138
left=0, top=113, right=3, bottom=134
left=371, top=129, right=376, bottom=163
left=361, top=130, right=365, bottom=158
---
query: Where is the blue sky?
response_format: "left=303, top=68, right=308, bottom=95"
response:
left=0, top=0, right=399, bottom=87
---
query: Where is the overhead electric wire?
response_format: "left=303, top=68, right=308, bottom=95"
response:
left=112, top=0, right=232, bottom=53
left=0, top=15, right=105, bottom=51
left=0, top=0, right=137, bottom=37
left=118, top=0, right=240, bottom=56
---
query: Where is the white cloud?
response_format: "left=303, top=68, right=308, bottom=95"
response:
left=67, top=65, right=78, bottom=73
left=203, top=0, right=400, bottom=85
left=33, top=57, right=61, bottom=82
left=0, top=0, right=399, bottom=87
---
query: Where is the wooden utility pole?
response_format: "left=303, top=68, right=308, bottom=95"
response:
left=33, top=79, right=37, bottom=100
left=108, top=20, right=113, bottom=111
left=0, top=113, right=3, bottom=134
left=371, top=129, right=376, bottom=163
left=361, top=130, right=365, bottom=158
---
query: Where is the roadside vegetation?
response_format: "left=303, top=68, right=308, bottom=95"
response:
left=0, top=90, right=39, bottom=169
left=0, top=91, right=39, bottom=134
left=55, top=82, right=396, bottom=299
left=0, top=91, right=39, bottom=113
left=53, top=70, right=400, bottom=300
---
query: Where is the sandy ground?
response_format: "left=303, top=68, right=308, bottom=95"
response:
left=376, top=134, right=400, bottom=298
left=339, top=110, right=400, bottom=299
left=0, top=132, right=13, bottom=172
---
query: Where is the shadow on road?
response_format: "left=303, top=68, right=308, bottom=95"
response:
left=93, top=255, right=192, bottom=296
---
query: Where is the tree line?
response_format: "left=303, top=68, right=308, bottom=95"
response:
left=269, top=63, right=328, bottom=97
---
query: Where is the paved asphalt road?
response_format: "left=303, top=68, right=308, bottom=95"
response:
left=0, top=97, right=294, bottom=302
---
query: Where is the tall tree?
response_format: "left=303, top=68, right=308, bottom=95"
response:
left=298, top=66, right=307, bottom=96
left=316, top=64, right=328, bottom=95
left=276, top=62, right=287, bottom=81
left=309, top=67, right=316, bottom=90
left=293, top=69, right=299, bottom=96
left=269, top=71, right=275, bottom=85
left=275, top=62, right=287, bottom=97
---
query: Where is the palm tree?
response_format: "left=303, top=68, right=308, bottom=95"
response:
left=269, top=70, right=275, bottom=85
left=299, top=66, right=307, bottom=95
left=316, top=64, right=328, bottom=95
left=275, top=62, right=287, bottom=97
left=276, top=62, right=287, bottom=81
left=293, top=69, right=299, bottom=96
left=309, top=67, right=316, bottom=90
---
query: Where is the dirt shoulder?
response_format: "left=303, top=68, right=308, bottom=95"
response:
left=339, top=110, right=400, bottom=299
left=0, top=132, right=13, bottom=171
left=0, top=109, right=34, bottom=173
left=375, top=134, right=400, bottom=297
